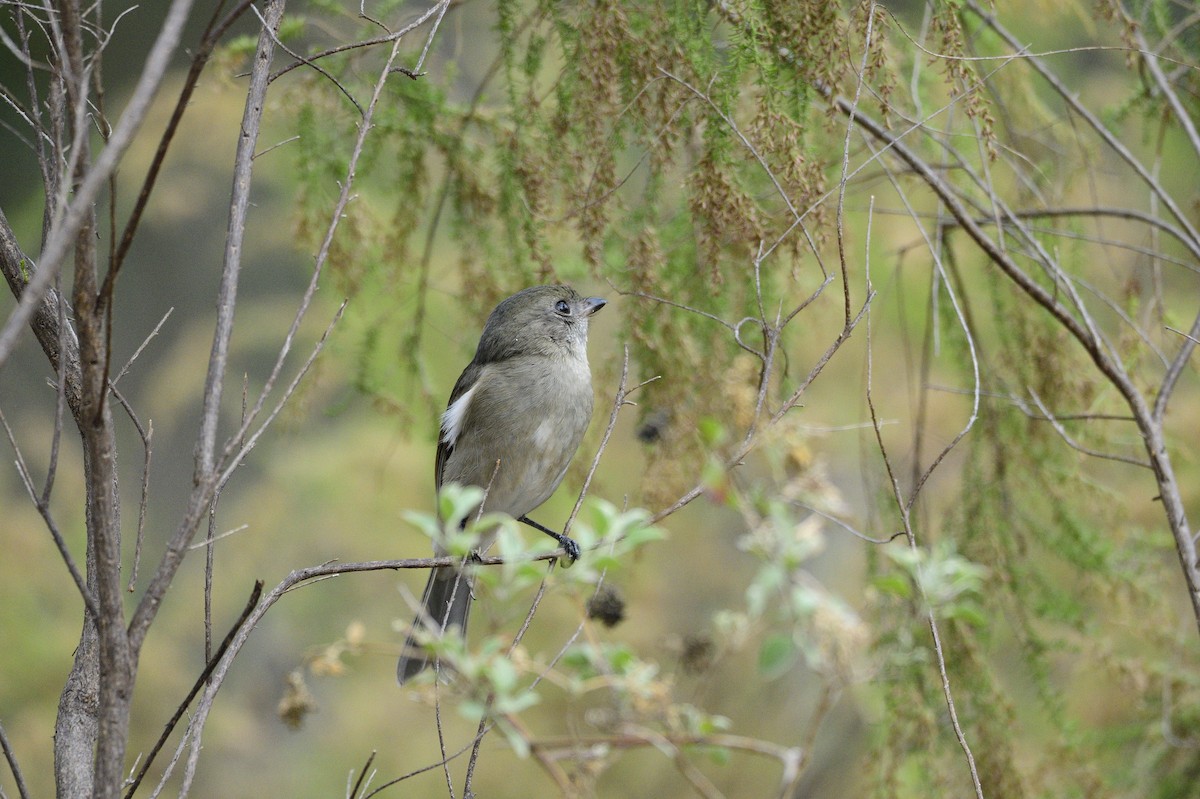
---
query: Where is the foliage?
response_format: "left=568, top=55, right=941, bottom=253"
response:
left=282, top=0, right=1200, bottom=796
left=2, top=0, right=1200, bottom=796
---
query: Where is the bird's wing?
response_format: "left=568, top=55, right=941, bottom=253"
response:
left=435, top=361, right=485, bottom=492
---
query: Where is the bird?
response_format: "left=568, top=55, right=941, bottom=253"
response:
left=397, top=284, right=606, bottom=684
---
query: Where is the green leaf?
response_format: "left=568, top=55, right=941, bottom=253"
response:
left=401, top=510, right=441, bottom=543
left=623, top=523, right=667, bottom=548
left=488, top=656, right=519, bottom=694
left=697, top=416, right=727, bottom=446
left=703, top=745, right=731, bottom=766
left=872, top=573, right=913, bottom=599
left=758, top=633, right=796, bottom=678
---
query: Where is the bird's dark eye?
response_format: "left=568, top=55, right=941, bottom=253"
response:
left=554, top=299, right=571, bottom=315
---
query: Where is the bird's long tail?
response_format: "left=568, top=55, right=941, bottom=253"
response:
left=397, top=566, right=473, bottom=684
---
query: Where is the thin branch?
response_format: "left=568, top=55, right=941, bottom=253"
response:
left=267, top=0, right=461, bottom=84
left=835, top=0, right=876, bottom=329
left=862, top=139, right=982, bottom=511
left=647, top=295, right=872, bottom=527
left=122, top=582, right=263, bottom=799
left=252, top=2, right=364, bottom=116
left=0, top=0, right=198, bottom=369
left=657, top=67, right=799, bottom=223
left=105, top=385, right=153, bottom=592
left=108, top=0, right=256, bottom=280
left=113, top=307, right=173, bottom=386
left=962, top=1, right=1200, bottom=248
left=864, top=278, right=984, bottom=799
left=126, top=0, right=287, bottom=657
left=1166, top=325, right=1200, bottom=346
left=563, top=345, right=640, bottom=537
left=216, top=301, right=347, bottom=491
left=0, top=406, right=99, bottom=619
left=346, top=751, right=376, bottom=799
left=191, top=0, right=282, bottom=482
left=0, top=717, right=31, bottom=799
left=358, top=739, right=477, bottom=799
left=461, top=584, right=552, bottom=796
left=1025, top=389, right=1152, bottom=470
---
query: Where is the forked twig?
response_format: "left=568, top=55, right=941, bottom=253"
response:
left=123, top=582, right=263, bottom=799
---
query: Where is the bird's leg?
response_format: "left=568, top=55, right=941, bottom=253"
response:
left=517, top=516, right=581, bottom=563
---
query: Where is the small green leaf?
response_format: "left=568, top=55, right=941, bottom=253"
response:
left=872, top=573, right=912, bottom=599
left=488, top=656, right=519, bottom=694
left=703, top=745, right=731, bottom=766
left=623, top=523, right=667, bottom=547
left=758, top=634, right=796, bottom=677
left=698, top=416, right=727, bottom=446
left=401, top=509, right=441, bottom=543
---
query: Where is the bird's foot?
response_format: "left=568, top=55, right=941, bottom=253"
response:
left=517, top=516, right=581, bottom=565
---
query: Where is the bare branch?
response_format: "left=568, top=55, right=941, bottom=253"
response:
left=0, top=0, right=198, bottom=369
left=113, top=308, right=173, bottom=386
left=251, top=2, right=364, bottom=116
left=818, top=61, right=1200, bottom=635
left=962, top=0, right=1200, bottom=248
left=127, top=0, right=288, bottom=657
left=0, top=716, right=31, bottom=799
left=122, top=581, right=263, bottom=799
left=191, top=0, right=283, bottom=482
left=0, top=405, right=99, bottom=618
left=109, top=0, right=256, bottom=279
left=864, top=277, right=984, bottom=799
left=563, top=345, right=635, bottom=537
left=1025, top=389, right=1152, bottom=470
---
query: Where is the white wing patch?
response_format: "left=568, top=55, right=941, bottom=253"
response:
left=440, top=382, right=477, bottom=447
left=533, top=418, right=555, bottom=451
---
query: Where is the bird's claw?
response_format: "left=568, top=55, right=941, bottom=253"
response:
left=516, top=515, right=580, bottom=566
left=557, top=534, right=581, bottom=566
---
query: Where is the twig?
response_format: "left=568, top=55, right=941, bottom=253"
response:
left=191, top=0, right=280, bottom=481
left=1025, top=389, right=1151, bottom=470
left=109, top=0, right=255, bottom=280
left=1166, top=325, right=1200, bottom=346
left=251, top=2, right=364, bottom=116
left=656, top=67, right=799, bottom=223
left=123, top=582, right=263, bottom=799
left=267, top=1, right=457, bottom=84
left=113, top=307, right=173, bottom=386
left=185, top=524, right=250, bottom=550
left=216, top=301, right=346, bottom=490
left=0, top=717, right=31, bottom=799
left=563, top=345, right=646, bottom=537
left=105, top=386, right=152, bottom=591
left=0, top=0, right=198, bottom=369
left=346, top=751, right=376, bottom=799
left=865, top=268, right=984, bottom=799
left=835, top=1, right=875, bottom=329
left=358, top=739, right=478, bottom=799
left=0, top=406, right=99, bottom=619
left=460, top=567, right=558, bottom=796
left=126, top=0, right=286, bottom=657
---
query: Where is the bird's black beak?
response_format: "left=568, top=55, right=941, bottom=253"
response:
left=582, top=297, right=606, bottom=317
